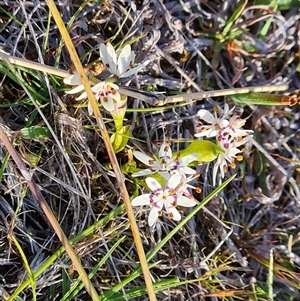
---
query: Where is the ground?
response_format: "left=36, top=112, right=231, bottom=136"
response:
left=0, top=1, right=299, bottom=300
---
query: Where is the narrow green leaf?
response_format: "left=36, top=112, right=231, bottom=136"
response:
left=222, top=2, right=247, bottom=38
left=254, top=0, right=300, bottom=10
left=229, top=92, right=297, bottom=107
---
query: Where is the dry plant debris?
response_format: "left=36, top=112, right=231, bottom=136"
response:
left=0, top=0, right=300, bottom=300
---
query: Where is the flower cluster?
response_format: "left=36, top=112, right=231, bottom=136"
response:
left=64, top=42, right=149, bottom=113
left=195, top=104, right=253, bottom=185
left=131, top=143, right=199, bottom=226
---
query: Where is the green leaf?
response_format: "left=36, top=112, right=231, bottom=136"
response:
left=110, top=125, right=131, bottom=153
left=222, top=2, right=247, bottom=39
left=174, top=140, right=223, bottom=163
left=19, top=126, right=52, bottom=139
left=229, top=92, right=297, bottom=107
left=254, top=0, right=300, bottom=10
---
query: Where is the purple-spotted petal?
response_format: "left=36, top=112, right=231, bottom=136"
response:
left=145, top=177, right=162, bottom=193
left=165, top=173, right=182, bottom=191
left=159, top=143, right=172, bottom=160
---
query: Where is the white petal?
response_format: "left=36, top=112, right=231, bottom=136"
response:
left=160, top=170, right=171, bottom=180
left=100, top=43, right=108, bottom=63
left=91, top=82, right=105, bottom=93
left=145, top=177, right=162, bottom=193
left=177, top=195, right=197, bottom=207
left=131, top=194, right=151, bottom=206
left=223, top=104, right=235, bottom=118
left=148, top=207, right=160, bottom=226
left=63, top=73, right=82, bottom=85
left=212, top=160, right=218, bottom=186
left=206, top=129, right=219, bottom=138
left=159, top=143, right=172, bottom=161
left=223, top=103, right=229, bottom=113
left=101, top=96, right=114, bottom=111
left=167, top=206, right=181, bottom=221
left=88, top=102, right=93, bottom=115
left=108, top=82, right=119, bottom=90
left=180, top=166, right=197, bottom=175
left=227, top=148, right=241, bottom=158
left=180, top=153, right=198, bottom=165
left=197, top=110, right=215, bottom=124
left=219, top=119, right=230, bottom=129
left=100, top=42, right=117, bottom=75
left=194, top=131, right=210, bottom=138
left=65, top=84, right=85, bottom=95
left=76, top=92, right=88, bottom=100
left=111, top=91, right=121, bottom=103
left=131, top=169, right=156, bottom=177
left=117, top=44, right=131, bottom=76
left=133, top=151, right=154, bottom=166
left=120, top=60, right=150, bottom=78
left=166, top=173, right=182, bottom=190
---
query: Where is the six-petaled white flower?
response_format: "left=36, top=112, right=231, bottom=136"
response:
left=65, top=81, right=121, bottom=113
left=64, top=42, right=149, bottom=113
left=212, top=135, right=253, bottom=186
left=132, top=142, right=173, bottom=179
left=131, top=174, right=197, bottom=226
left=132, top=143, right=198, bottom=179
left=195, top=104, right=234, bottom=138
left=100, top=42, right=150, bottom=79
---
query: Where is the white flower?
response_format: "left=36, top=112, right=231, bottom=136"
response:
left=195, top=104, right=234, bottom=138
left=212, top=135, right=253, bottom=186
left=65, top=81, right=121, bottom=113
left=100, top=42, right=149, bottom=78
left=132, top=142, right=173, bottom=179
left=217, top=115, right=253, bottom=141
left=132, top=143, right=198, bottom=179
left=131, top=174, right=197, bottom=226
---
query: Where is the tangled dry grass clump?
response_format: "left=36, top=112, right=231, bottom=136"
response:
left=0, top=0, right=299, bottom=300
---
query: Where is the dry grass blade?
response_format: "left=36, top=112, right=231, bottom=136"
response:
left=44, top=0, right=157, bottom=300
left=0, top=125, right=90, bottom=300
